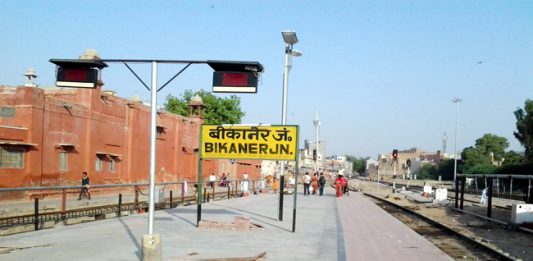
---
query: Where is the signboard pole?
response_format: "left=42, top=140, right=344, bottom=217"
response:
left=197, top=134, right=204, bottom=226
left=292, top=149, right=300, bottom=232
left=197, top=158, right=203, bottom=226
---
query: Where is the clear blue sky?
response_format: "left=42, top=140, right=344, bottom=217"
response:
left=1, top=1, right=531, bottom=159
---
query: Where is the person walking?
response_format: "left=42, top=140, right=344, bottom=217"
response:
left=209, top=173, right=216, bottom=188
left=335, top=174, right=343, bottom=197
left=318, top=173, right=326, bottom=196
left=273, top=177, right=279, bottom=194
left=241, top=172, right=250, bottom=196
left=78, top=171, right=91, bottom=200
left=341, top=174, right=349, bottom=195
left=311, top=173, right=319, bottom=195
left=302, top=172, right=311, bottom=196
left=219, top=173, right=227, bottom=187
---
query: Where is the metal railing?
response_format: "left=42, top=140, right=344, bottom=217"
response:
left=455, top=174, right=533, bottom=219
left=0, top=178, right=264, bottom=232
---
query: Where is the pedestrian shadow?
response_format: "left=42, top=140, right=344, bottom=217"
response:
left=164, top=207, right=241, bottom=227
left=165, top=211, right=196, bottom=227
left=117, top=217, right=142, bottom=260
left=210, top=202, right=277, bottom=221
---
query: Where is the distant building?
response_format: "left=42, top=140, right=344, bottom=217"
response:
left=325, top=155, right=353, bottom=177
left=367, top=147, right=447, bottom=180
left=299, top=139, right=326, bottom=173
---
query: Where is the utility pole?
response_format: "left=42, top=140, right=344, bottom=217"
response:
left=452, top=97, right=462, bottom=187
left=313, top=112, right=320, bottom=174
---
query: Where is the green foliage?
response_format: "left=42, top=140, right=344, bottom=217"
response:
left=514, top=99, right=533, bottom=162
left=164, top=89, right=245, bottom=125
left=466, top=163, right=496, bottom=174
left=503, top=150, right=525, bottom=165
left=345, top=155, right=367, bottom=174
left=474, top=133, right=509, bottom=161
left=461, top=134, right=509, bottom=174
left=415, top=164, right=438, bottom=180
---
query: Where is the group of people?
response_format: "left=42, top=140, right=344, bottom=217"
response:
left=302, top=172, right=327, bottom=196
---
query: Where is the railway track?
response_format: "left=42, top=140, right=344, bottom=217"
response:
left=375, top=181, right=518, bottom=210
left=364, top=192, right=518, bottom=261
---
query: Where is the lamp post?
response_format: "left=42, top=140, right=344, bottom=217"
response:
left=279, top=31, right=302, bottom=221
left=452, top=97, right=462, bottom=187
left=50, top=52, right=263, bottom=260
left=313, top=112, right=320, bottom=174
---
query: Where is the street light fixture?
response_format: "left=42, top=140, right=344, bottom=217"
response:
left=282, top=31, right=299, bottom=45
left=452, top=97, right=462, bottom=187
left=279, top=31, right=302, bottom=221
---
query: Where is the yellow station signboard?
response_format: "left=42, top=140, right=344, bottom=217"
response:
left=201, top=125, right=298, bottom=161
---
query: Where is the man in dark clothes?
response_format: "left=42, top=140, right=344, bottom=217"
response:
left=318, top=173, right=326, bottom=196
left=78, top=171, right=91, bottom=200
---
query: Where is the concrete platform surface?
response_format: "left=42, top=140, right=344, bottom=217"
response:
left=0, top=186, right=452, bottom=260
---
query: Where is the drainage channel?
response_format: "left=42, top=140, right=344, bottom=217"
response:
left=366, top=194, right=516, bottom=261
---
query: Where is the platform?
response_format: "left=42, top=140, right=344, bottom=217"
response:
left=0, top=186, right=452, bottom=260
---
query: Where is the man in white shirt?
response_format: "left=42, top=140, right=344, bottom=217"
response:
left=303, top=172, right=311, bottom=196
left=209, top=173, right=216, bottom=188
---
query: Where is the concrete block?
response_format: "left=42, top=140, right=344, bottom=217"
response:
left=64, top=216, right=95, bottom=225
left=142, top=234, right=161, bottom=261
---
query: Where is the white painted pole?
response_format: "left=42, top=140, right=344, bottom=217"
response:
left=278, top=46, right=291, bottom=221
left=148, top=61, right=158, bottom=235
left=453, top=97, right=461, bottom=187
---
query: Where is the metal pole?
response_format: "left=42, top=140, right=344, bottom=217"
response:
left=487, top=177, right=493, bottom=218
left=169, top=190, right=173, bottom=208
left=292, top=154, right=300, bottom=232
left=406, top=167, right=410, bottom=188
left=314, top=112, right=320, bottom=174
left=34, top=198, right=39, bottom=231
left=392, top=162, right=396, bottom=193
left=455, top=177, right=459, bottom=208
left=147, top=61, right=158, bottom=235
left=460, top=176, right=465, bottom=210
left=118, top=194, right=122, bottom=217
left=376, top=165, right=380, bottom=189
left=453, top=97, right=461, bottom=187
left=509, top=177, right=513, bottom=199
left=197, top=159, right=203, bottom=226
left=279, top=46, right=291, bottom=221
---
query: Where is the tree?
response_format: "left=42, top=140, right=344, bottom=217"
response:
left=345, top=156, right=367, bottom=174
left=164, top=89, right=245, bottom=125
left=514, top=99, right=533, bottom=162
left=415, top=164, right=438, bottom=180
left=436, top=159, right=455, bottom=180
left=474, top=134, right=509, bottom=162
left=502, top=150, right=524, bottom=165
left=461, top=134, right=509, bottom=174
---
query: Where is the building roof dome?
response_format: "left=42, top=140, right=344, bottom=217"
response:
left=189, top=94, right=204, bottom=106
